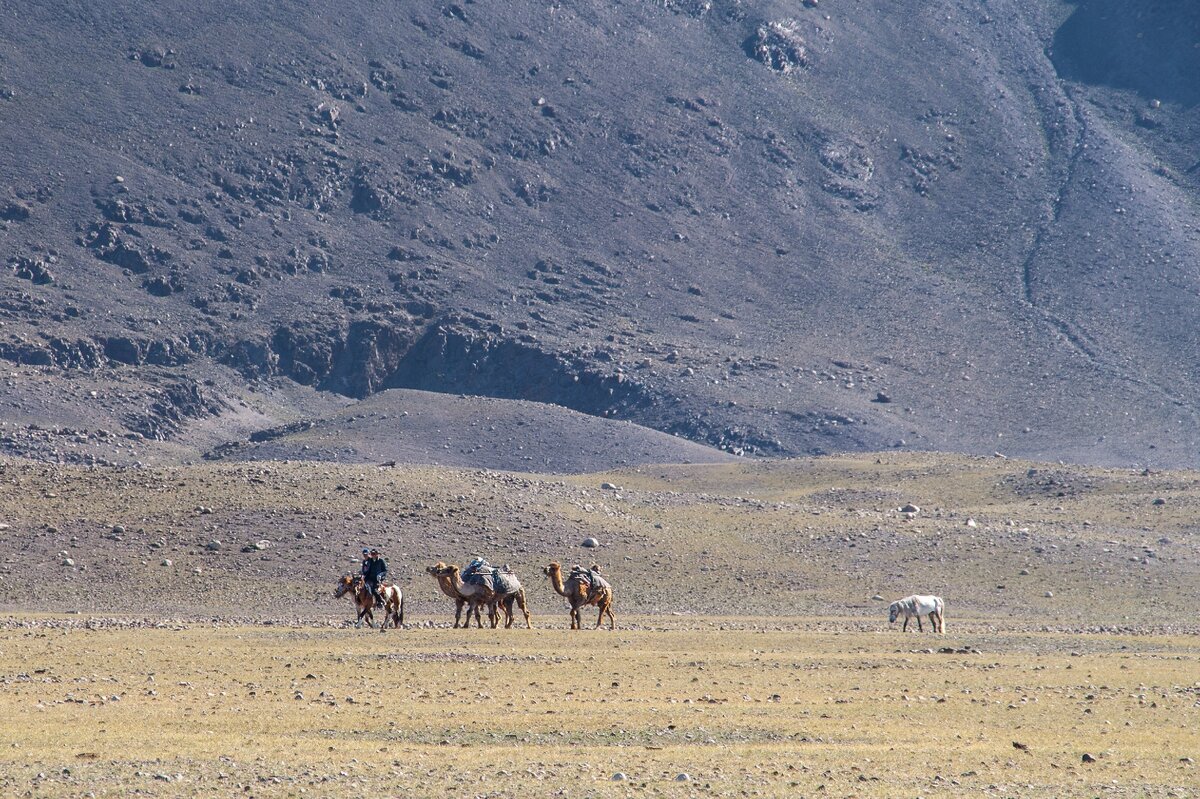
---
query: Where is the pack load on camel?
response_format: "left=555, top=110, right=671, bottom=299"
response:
left=462, top=557, right=522, bottom=595
left=568, top=564, right=611, bottom=593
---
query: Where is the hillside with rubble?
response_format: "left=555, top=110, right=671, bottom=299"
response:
left=1, top=0, right=1198, bottom=470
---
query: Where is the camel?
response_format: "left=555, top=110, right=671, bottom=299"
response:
left=543, top=562, right=615, bottom=630
left=429, top=559, right=489, bottom=628
left=435, top=564, right=532, bottom=630
left=426, top=561, right=498, bottom=628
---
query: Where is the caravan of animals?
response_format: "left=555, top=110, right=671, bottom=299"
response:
left=337, top=553, right=931, bottom=634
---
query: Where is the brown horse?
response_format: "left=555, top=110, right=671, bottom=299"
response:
left=334, top=574, right=376, bottom=628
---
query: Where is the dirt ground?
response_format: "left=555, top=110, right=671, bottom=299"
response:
left=0, top=617, right=1196, bottom=798
left=2, top=453, right=1199, bottom=622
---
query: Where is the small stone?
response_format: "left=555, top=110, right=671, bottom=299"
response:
left=581, top=537, right=600, bottom=549
left=901, top=503, right=920, bottom=514
left=295, top=532, right=307, bottom=539
left=965, top=518, right=977, bottom=527
left=874, top=391, right=892, bottom=403
left=111, top=524, right=125, bottom=534
left=1152, top=498, right=1166, bottom=506
left=675, top=773, right=691, bottom=782
left=161, top=559, right=172, bottom=567
left=1044, top=591, right=1054, bottom=598
left=871, top=594, right=884, bottom=601
left=600, top=482, right=618, bottom=490
left=205, top=541, right=222, bottom=551
left=1019, top=568, right=1030, bottom=576
left=193, top=568, right=202, bottom=575
left=254, top=540, right=271, bottom=551
left=62, top=558, right=75, bottom=567
left=1081, top=753, right=1096, bottom=763
left=611, top=773, right=627, bottom=782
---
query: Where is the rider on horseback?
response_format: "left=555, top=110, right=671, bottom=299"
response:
left=362, top=548, right=389, bottom=608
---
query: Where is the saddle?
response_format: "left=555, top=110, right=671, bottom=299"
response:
left=463, top=557, right=519, bottom=594
left=569, top=564, right=610, bottom=593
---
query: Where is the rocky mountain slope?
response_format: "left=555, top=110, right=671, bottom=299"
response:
left=1, top=0, right=1198, bottom=468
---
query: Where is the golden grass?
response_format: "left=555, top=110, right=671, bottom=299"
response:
left=1, top=618, right=1196, bottom=797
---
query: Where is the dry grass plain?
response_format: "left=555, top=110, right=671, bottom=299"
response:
left=2, top=452, right=1199, bottom=796
left=0, top=619, right=1197, bottom=798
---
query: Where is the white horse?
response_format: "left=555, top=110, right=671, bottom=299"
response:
left=888, top=595, right=944, bottom=633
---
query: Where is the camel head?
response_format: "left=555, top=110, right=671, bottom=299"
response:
left=543, top=562, right=561, bottom=577
left=425, top=561, right=448, bottom=577
left=436, top=564, right=460, bottom=578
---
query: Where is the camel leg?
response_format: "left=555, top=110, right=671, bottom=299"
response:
left=501, top=596, right=515, bottom=629
left=569, top=606, right=580, bottom=630
left=516, top=589, right=532, bottom=629
left=453, top=599, right=465, bottom=629
left=603, top=594, right=616, bottom=630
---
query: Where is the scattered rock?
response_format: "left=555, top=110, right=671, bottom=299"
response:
left=873, top=391, right=892, bottom=403
left=160, top=559, right=172, bottom=567
left=749, top=19, right=810, bottom=74
left=871, top=594, right=884, bottom=601
left=1044, top=591, right=1054, bottom=598
left=1152, top=497, right=1166, bottom=506
left=253, top=540, right=271, bottom=551
left=600, top=482, right=618, bottom=490
left=965, top=518, right=977, bottom=527
left=62, top=558, right=75, bottom=567
left=675, top=773, right=692, bottom=782
left=111, top=524, right=126, bottom=534
left=611, top=773, right=628, bottom=782
left=1081, top=753, right=1096, bottom=763
left=205, top=540, right=222, bottom=551
left=581, top=537, right=600, bottom=549
left=900, top=503, right=920, bottom=514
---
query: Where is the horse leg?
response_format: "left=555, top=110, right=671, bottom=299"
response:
left=902, top=616, right=909, bottom=632
left=916, top=615, right=923, bottom=633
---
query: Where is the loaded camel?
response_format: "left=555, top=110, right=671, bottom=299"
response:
left=434, top=563, right=532, bottom=630
left=426, top=561, right=496, bottom=628
left=543, top=562, right=615, bottom=630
